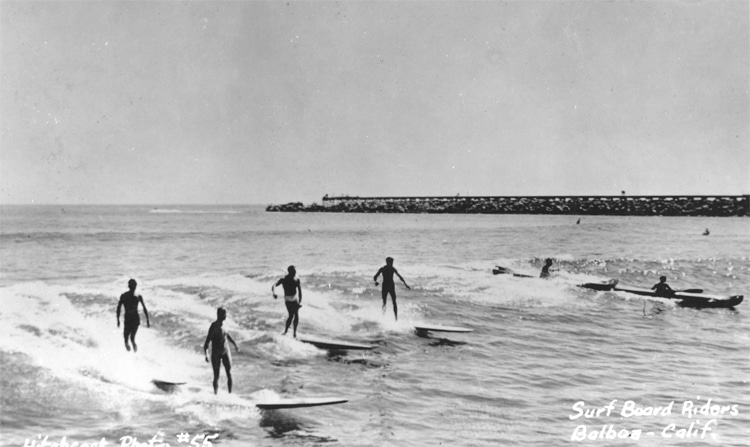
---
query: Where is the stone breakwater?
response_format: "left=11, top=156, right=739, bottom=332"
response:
left=266, top=195, right=749, bottom=217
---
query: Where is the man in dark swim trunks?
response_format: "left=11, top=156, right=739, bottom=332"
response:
left=116, top=279, right=150, bottom=352
left=651, top=276, right=674, bottom=297
left=374, top=257, right=410, bottom=321
left=203, top=307, right=239, bottom=394
left=272, top=265, right=302, bottom=337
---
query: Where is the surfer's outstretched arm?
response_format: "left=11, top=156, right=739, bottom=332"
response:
left=228, top=334, right=239, bottom=353
left=116, top=299, right=123, bottom=327
left=297, top=280, right=302, bottom=305
left=373, top=268, right=382, bottom=285
left=203, top=324, right=213, bottom=362
left=140, top=296, right=150, bottom=327
left=395, top=270, right=410, bottom=289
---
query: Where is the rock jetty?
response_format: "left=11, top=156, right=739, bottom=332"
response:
left=266, top=195, right=749, bottom=217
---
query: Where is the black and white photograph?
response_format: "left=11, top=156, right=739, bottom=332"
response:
left=1, top=1, right=748, bottom=446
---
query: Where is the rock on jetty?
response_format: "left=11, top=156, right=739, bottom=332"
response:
left=266, top=195, right=749, bottom=217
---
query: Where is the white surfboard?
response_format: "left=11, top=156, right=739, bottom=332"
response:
left=297, top=336, right=374, bottom=350
left=414, top=324, right=473, bottom=333
left=255, top=397, right=348, bottom=410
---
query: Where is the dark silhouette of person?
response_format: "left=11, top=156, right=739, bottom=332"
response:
left=540, top=258, right=554, bottom=278
left=116, top=279, right=150, bottom=352
left=374, top=257, right=411, bottom=320
left=651, top=276, right=674, bottom=297
left=203, top=307, right=239, bottom=394
left=272, top=266, right=302, bottom=337
left=703, top=228, right=710, bottom=236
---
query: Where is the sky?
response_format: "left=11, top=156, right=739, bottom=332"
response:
left=1, top=0, right=748, bottom=205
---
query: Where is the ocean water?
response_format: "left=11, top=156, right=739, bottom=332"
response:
left=1, top=205, right=748, bottom=447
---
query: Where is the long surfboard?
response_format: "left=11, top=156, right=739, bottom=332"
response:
left=614, top=286, right=722, bottom=300
left=578, top=278, right=619, bottom=291
left=297, top=336, right=374, bottom=351
left=414, top=324, right=473, bottom=333
left=492, top=266, right=535, bottom=277
left=612, top=286, right=743, bottom=309
left=152, top=379, right=187, bottom=391
left=255, top=397, right=348, bottom=410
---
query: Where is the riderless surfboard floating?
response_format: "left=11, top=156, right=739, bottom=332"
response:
left=255, top=397, right=348, bottom=410
left=413, top=324, right=474, bottom=334
left=152, top=380, right=187, bottom=391
left=297, top=335, right=374, bottom=351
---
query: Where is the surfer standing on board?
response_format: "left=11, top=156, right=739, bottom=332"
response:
left=374, top=257, right=411, bottom=321
left=116, top=279, right=150, bottom=352
left=272, top=265, right=302, bottom=337
left=651, top=276, right=674, bottom=297
left=204, top=307, right=239, bottom=394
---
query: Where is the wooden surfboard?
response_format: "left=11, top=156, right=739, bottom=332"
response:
left=414, top=325, right=473, bottom=333
left=297, top=336, right=374, bottom=351
left=255, top=397, right=348, bottom=410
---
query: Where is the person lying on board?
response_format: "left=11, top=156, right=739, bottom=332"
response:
left=204, top=307, right=239, bottom=394
left=651, top=276, right=675, bottom=297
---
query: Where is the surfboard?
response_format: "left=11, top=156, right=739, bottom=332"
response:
left=578, top=278, right=619, bottom=291
left=297, top=336, right=374, bottom=351
left=152, top=379, right=186, bottom=391
left=414, top=325, right=473, bottom=333
left=255, top=397, right=348, bottom=410
left=492, top=266, right=535, bottom=277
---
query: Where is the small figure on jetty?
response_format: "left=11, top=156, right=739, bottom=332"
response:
left=272, top=265, right=303, bottom=337
left=703, top=228, right=710, bottom=236
left=374, top=257, right=411, bottom=320
left=204, top=307, right=239, bottom=394
left=540, top=258, right=555, bottom=278
left=116, top=278, right=150, bottom=352
left=651, top=276, right=674, bottom=297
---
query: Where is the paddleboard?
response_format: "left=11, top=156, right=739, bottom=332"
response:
left=255, top=397, right=348, bottom=410
left=614, top=286, right=730, bottom=300
left=297, top=336, right=374, bottom=351
left=414, top=325, right=473, bottom=333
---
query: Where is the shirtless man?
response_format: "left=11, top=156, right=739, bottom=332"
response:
left=540, top=258, right=554, bottom=278
left=203, top=307, right=239, bottom=394
left=374, top=257, right=410, bottom=321
left=651, top=276, right=674, bottom=297
left=116, top=279, right=150, bottom=352
left=272, top=265, right=302, bottom=337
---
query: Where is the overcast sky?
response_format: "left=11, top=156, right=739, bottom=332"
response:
left=1, top=1, right=747, bottom=205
